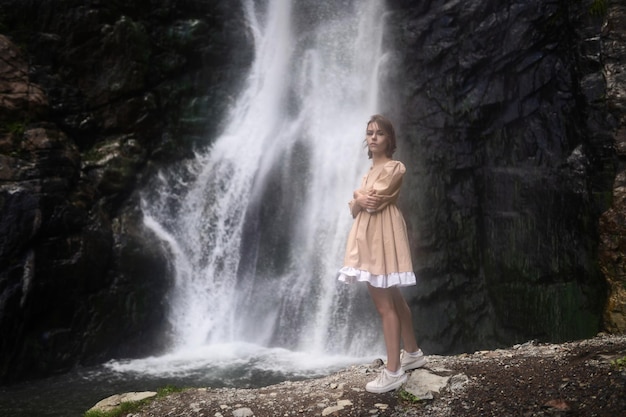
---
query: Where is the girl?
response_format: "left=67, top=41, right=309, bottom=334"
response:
left=338, top=114, right=426, bottom=393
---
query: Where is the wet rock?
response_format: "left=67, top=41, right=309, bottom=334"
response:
left=0, top=0, right=252, bottom=383
left=598, top=0, right=626, bottom=334
left=384, top=0, right=619, bottom=353
left=89, top=391, right=157, bottom=413
left=0, top=35, right=48, bottom=120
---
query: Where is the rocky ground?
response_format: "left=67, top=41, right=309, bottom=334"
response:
left=103, top=334, right=626, bottom=417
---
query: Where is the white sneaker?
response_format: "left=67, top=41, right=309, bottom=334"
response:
left=401, top=349, right=427, bottom=371
left=365, top=368, right=407, bottom=393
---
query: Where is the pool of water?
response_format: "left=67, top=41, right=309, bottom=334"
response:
left=0, top=343, right=375, bottom=417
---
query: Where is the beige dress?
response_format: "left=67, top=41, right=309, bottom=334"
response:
left=338, top=160, right=416, bottom=288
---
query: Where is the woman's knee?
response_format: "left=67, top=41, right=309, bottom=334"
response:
left=374, top=302, right=397, bottom=318
left=367, top=286, right=396, bottom=315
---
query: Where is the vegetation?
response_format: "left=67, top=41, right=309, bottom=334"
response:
left=589, top=0, right=608, bottom=17
left=4, top=121, right=26, bottom=136
left=398, top=389, right=422, bottom=404
left=611, top=356, right=626, bottom=370
left=157, top=384, right=185, bottom=397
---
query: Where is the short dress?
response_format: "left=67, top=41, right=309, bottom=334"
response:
left=338, top=160, right=417, bottom=288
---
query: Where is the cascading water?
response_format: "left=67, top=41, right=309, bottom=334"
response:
left=117, top=0, right=390, bottom=381
left=0, top=3, right=395, bottom=415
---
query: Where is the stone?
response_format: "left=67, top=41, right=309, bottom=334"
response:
left=404, top=369, right=454, bottom=400
left=321, top=399, right=353, bottom=415
left=449, top=374, right=470, bottom=393
left=232, top=407, right=254, bottom=417
left=321, top=405, right=344, bottom=416
left=88, top=391, right=157, bottom=413
left=542, top=399, right=571, bottom=412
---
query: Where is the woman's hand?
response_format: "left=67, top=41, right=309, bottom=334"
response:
left=355, top=189, right=381, bottom=212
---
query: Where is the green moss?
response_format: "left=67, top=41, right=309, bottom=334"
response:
left=589, top=0, right=608, bottom=17
left=490, top=280, right=601, bottom=342
left=157, top=384, right=185, bottom=397
left=3, top=121, right=26, bottom=136
left=612, top=356, right=626, bottom=370
left=399, top=389, right=422, bottom=403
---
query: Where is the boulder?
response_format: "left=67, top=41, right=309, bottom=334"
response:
left=89, top=391, right=157, bottom=413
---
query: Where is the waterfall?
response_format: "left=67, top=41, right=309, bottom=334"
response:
left=142, top=0, right=388, bottom=360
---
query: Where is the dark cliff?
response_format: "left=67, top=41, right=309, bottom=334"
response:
left=0, top=0, right=624, bottom=384
left=381, top=0, right=623, bottom=353
left=0, top=0, right=253, bottom=382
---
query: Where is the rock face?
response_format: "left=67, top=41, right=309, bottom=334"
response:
left=0, top=1, right=253, bottom=382
left=0, top=0, right=624, bottom=384
left=599, top=1, right=626, bottom=333
left=382, top=0, right=621, bottom=353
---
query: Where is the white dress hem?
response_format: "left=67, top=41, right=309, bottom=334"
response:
left=337, top=267, right=416, bottom=288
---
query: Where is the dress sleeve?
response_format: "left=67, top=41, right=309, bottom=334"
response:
left=370, top=161, right=406, bottom=212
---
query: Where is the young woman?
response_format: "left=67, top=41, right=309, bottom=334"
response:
left=338, top=114, right=426, bottom=393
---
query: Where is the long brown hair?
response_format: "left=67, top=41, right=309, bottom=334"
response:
left=366, top=114, right=397, bottom=159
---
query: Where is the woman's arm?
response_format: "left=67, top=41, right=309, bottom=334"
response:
left=349, top=189, right=382, bottom=217
left=349, top=190, right=365, bottom=218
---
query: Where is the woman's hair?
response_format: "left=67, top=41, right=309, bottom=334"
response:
left=366, top=114, right=397, bottom=159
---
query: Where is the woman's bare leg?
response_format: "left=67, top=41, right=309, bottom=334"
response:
left=367, top=284, right=401, bottom=372
left=390, top=287, right=419, bottom=353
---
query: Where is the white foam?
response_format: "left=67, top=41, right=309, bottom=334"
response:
left=104, top=342, right=379, bottom=379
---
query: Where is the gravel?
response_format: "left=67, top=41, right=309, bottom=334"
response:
left=122, top=334, right=626, bottom=417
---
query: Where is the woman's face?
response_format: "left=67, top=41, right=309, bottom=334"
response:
left=366, top=122, right=389, bottom=156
